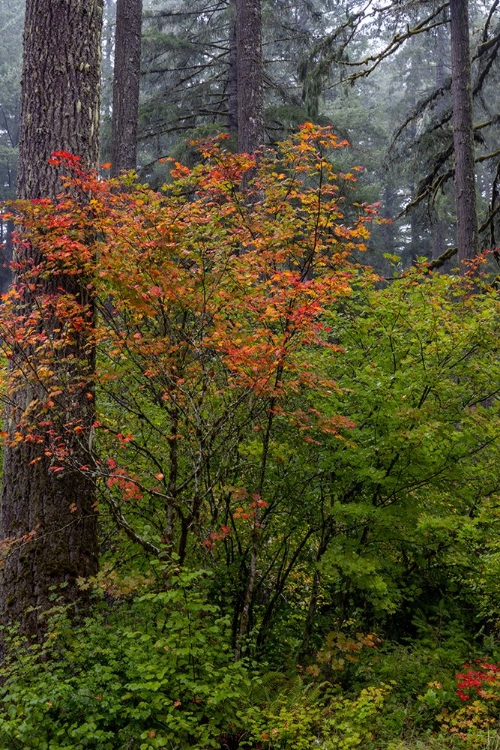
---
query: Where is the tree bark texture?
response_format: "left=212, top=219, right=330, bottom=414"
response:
left=16, top=0, right=102, bottom=200
left=111, top=0, right=142, bottom=175
left=431, top=15, right=448, bottom=261
left=227, top=0, right=238, bottom=139
left=236, top=0, right=264, bottom=153
left=450, top=0, right=478, bottom=266
left=1, top=0, right=103, bottom=638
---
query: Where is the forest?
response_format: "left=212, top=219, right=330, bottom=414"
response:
left=0, top=0, right=500, bottom=748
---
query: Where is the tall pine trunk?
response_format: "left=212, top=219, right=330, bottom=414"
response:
left=111, top=0, right=142, bottom=175
left=227, top=0, right=238, bottom=139
left=450, top=0, right=478, bottom=267
left=1, top=0, right=103, bottom=639
left=431, top=14, right=448, bottom=261
left=236, top=0, right=264, bottom=153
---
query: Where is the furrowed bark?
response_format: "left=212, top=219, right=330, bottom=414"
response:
left=1, top=0, right=103, bottom=639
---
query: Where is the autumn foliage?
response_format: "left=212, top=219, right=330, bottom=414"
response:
left=0, top=125, right=373, bottom=572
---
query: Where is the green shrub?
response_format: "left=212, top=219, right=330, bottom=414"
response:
left=0, top=569, right=257, bottom=749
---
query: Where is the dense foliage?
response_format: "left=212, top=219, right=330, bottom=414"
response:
left=2, top=126, right=500, bottom=747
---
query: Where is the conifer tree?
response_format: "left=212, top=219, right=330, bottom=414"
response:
left=450, top=0, right=478, bottom=266
left=111, top=0, right=143, bottom=174
left=1, top=0, right=103, bottom=638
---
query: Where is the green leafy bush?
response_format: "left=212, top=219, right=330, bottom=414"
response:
left=0, top=569, right=257, bottom=749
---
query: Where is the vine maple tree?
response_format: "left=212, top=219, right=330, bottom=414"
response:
left=0, top=125, right=374, bottom=645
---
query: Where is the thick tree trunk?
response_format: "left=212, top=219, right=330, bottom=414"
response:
left=236, top=0, right=264, bottom=153
left=227, top=0, right=238, bottom=138
left=431, top=15, right=448, bottom=261
left=111, top=0, right=142, bottom=175
left=16, top=1, right=102, bottom=199
left=450, top=0, right=478, bottom=267
left=1, top=0, right=103, bottom=639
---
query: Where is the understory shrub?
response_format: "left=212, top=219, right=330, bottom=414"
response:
left=0, top=569, right=257, bottom=749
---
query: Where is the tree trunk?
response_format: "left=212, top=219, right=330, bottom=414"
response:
left=227, top=0, right=238, bottom=139
left=0, top=219, right=14, bottom=296
left=431, top=14, right=448, bottom=261
left=450, top=0, right=478, bottom=267
left=382, top=182, right=395, bottom=258
left=1, top=0, right=103, bottom=639
left=111, top=0, right=142, bottom=175
left=101, top=0, right=117, bottom=160
left=236, top=0, right=264, bottom=153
